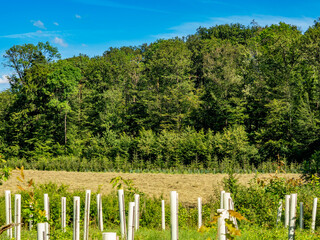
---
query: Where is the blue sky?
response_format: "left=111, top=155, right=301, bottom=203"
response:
left=1, top=0, right=320, bottom=91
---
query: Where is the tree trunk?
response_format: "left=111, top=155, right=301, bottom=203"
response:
left=64, top=112, right=67, bottom=145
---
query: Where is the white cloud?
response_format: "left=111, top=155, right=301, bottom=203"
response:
left=0, top=30, right=60, bottom=39
left=31, top=20, right=46, bottom=29
left=75, top=14, right=81, bottom=19
left=54, top=22, right=59, bottom=26
left=0, top=75, right=9, bottom=84
left=53, top=37, right=68, bottom=47
left=81, top=43, right=88, bottom=47
left=152, top=15, right=315, bottom=39
left=0, top=30, right=68, bottom=39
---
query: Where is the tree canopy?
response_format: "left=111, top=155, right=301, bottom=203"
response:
left=1, top=21, right=320, bottom=171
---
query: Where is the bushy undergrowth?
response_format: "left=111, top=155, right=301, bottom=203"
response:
left=1, top=156, right=301, bottom=174
left=1, top=171, right=320, bottom=239
left=224, top=172, right=320, bottom=229
left=0, top=182, right=213, bottom=233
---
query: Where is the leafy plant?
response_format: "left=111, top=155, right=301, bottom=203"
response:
left=16, top=166, right=48, bottom=226
left=110, top=176, right=144, bottom=196
left=0, top=155, right=11, bottom=185
left=199, top=209, right=248, bottom=239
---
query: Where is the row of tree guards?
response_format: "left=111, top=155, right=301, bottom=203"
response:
left=3, top=190, right=319, bottom=240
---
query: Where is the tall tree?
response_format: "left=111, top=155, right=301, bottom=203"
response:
left=3, top=42, right=60, bottom=89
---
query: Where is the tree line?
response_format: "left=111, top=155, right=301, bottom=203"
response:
left=0, top=21, right=319, bottom=171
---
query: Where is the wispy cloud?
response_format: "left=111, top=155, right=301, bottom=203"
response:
left=31, top=20, right=46, bottom=29
left=71, top=0, right=169, bottom=14
left=152, top=15, right=315, bottom=39
left=0, top=30, right=60, bottom=39
left=75, top=14, right=81, bottom=19
left=54, top=22, right=59, bottom=26
left=53, top=37, right=68, bottom=47
left=0, top=75, right=9, bottom=84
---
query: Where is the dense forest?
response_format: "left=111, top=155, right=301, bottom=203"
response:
left=0, top=21, right=320, bottom=172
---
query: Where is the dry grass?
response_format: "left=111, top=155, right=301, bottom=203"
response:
left=0, top=170, right=301, bottom=205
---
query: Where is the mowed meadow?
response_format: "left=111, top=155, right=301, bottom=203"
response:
left=0, top=170, right=301, bottom=204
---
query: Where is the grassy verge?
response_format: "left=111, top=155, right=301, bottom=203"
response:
left=0, top=226, right=319, bottom=240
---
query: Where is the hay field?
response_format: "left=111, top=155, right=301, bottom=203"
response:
left=0, top=170, right=301, bottom=205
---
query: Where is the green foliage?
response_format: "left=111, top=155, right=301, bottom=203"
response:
left=0, top=155, right=11, bottom=185
left=1, top=21, right=320, bottom=171
left=110, top=176, right=144, bottom=196
left=303, top=151, right=320, bottom=179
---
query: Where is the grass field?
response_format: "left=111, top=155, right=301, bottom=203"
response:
left=0, top=226, right=318, bottom=240
left=0, top=170, right=301, bottom=205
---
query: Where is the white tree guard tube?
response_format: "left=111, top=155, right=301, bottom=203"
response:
left=37, top=223, right=46, bottom=240
left=102, top=232, right=117, bottom=240
left=97, top=194, right=103, bottom=231
left=170, top=191, right=178, bottom=240
left=288, top=193, right=297, bottom=240
left=73, top=196, right=80, bottom=240
left=14, top=194, right=21, bottom=240
left=134, top=194, right=140, bottom=230
left=276, top=200, right=283, bottom=226
left=223, top=193, right=231, bottom=210
left=161, top=200, right=165, bottom=230
left=217, top=209, right=228, bottom=240
left=29, top=203, right=33, bottom=231
left=220, top=191, right=225, bottom=209
left=311, top=197, right=318, bottom=232
left=198, top=197, right=202, bottom=229
left=44, top=194, right=50, bottom=220
left=44, top=194, right=50, bottom=240
left=44, top=223, right=50, bottom=240
left=230, top=198, right=238, bottom=229
left=118, top=189, right=126, bottom=239
left=299, top=202, right=303, bottom=229
left=61, top=197, right=67, bottom=232
left=84, top=190, right=91, bottom=240
left=127, top=202, right=135, bottom=240
left=285, top=195, right=291, bottom=228
left=5, top=190, right=12, bottom=238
